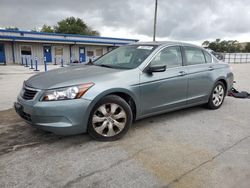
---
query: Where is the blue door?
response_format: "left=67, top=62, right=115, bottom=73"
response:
left=79, top=47, right=86, bottom=63
left=0, top=44, right=5, bottom=64
left=43, top=46, right=52, bottom=63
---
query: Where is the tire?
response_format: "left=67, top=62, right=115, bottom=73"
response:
left=206, top=81, right=226, bottom=109
left=88, top=95, right=133, bottom=141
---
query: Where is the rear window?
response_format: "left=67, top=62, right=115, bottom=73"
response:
left=184, top=46, right=206, bottom=65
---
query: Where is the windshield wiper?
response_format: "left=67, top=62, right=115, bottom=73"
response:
left=96, top=64, right=114, bottom=68
left=94, top=64, right=130, bottom=69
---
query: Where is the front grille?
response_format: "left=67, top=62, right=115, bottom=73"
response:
left=22, top=87, right=38, bottom=100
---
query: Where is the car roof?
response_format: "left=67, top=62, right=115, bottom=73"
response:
left=130, top=41, right=201, bottom=48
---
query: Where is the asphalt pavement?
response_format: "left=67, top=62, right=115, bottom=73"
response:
left=0, top=64, right=250, bottom=188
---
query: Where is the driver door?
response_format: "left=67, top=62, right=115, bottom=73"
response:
left=139, top=46, right=188, bottom=115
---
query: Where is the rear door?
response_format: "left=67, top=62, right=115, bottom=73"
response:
left=183, top=46, right=215, bottom=104
left=140, top=46, right=188, bottom=115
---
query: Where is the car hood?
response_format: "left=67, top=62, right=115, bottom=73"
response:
left=25, top=65, right=125, bottom=89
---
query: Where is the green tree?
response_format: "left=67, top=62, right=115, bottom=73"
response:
left=208, top=42, right=218, bottom=51
left=215, top=38, right=221, bottom=44
left=202, top=39, right=242, bottom=53
left=219, top=40, right=229, bottom=52
left=202, top=40, right=210, bottom=47
left=40, top=24, right=54, bottom=33
left=244, top=43, right=250, bottom=52
left=54, top=17, right=100, bottom=36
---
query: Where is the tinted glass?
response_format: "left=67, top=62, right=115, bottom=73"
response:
left=184, top=46, right=206, bottom=65
left=0, top=45, right=4, bottom=52
left=203, top=50, right=212, bottom=63
left=151, top=46, right=182, bottom=68
left=94, top=45, right=157, bottom=69
left=21, top=46, right=32, bottom=55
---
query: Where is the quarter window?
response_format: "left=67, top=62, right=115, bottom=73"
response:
left=203, top=50, right=212, bottom=63
left=184, top=46, right=206, bottom=65
left=151, top=46, right=182, bottom=68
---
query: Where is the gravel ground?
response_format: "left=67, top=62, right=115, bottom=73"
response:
left=0, top=63, right=250, bottom=188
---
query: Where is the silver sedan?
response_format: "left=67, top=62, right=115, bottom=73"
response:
left=15, top=42, right=234, bottom=141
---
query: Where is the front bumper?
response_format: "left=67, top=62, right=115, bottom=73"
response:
left=14, top=96, right=92, bottom=135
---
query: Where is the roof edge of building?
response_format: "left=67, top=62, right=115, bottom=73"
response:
left=0, top=29, right=139, bottom=42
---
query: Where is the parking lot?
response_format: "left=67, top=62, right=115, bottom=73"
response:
left=0, top=64, right=250, bottom=188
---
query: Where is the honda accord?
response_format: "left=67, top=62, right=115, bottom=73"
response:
left=15, top=42, right=234, bottom=141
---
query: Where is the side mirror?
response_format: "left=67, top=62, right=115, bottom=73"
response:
left=146, top=64, right=166, bottom=73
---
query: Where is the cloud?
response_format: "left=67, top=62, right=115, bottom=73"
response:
left=0, top=0, right=249, bottom=42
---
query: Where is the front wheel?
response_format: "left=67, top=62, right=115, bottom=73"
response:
left=88, top=95, right=132, bottom=141
left=206, top=81, right=226, bottom=109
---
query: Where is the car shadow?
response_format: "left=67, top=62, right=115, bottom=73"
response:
left=0, top=105, right=207, bottom=155
left=132, top=105, right=206, bottom=130
left=0, top=108, right=92, bottom=155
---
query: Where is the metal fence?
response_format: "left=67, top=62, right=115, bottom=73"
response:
left=222, top=53, right=250, bottom=63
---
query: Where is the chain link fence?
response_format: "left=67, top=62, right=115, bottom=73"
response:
left=222, top=53, right=250, bottom=63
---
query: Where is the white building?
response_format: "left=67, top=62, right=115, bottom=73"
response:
left=0, top=29, right=138, bottom=65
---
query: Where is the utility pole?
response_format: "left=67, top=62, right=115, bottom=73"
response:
left=153, top=0, right=158, bottom=41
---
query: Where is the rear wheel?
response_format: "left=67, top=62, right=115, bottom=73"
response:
left=88, top=95, right=132, bottom=141
left=207, top=81, right=226, bottom=109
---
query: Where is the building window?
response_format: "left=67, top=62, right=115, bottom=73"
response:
left=21, top=46, right=31, bottom=55
left=55, top=47, right=63, bottom=56
left=96, top=48, right=103, bottom=56
left=79, top=48, right=85, bottom=54
left=87, top=51, right=94, bottom=57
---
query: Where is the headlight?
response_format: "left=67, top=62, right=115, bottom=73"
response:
left=41, top=83, right=94, bottom=101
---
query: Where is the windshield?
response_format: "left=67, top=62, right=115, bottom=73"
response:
left=93, top=45, right=157, bottom=69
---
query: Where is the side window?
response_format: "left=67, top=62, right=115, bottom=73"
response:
left=151, top=46, right=182, bottom=68
left=184, top=46, right=206, bottom=65
left=203, top=50, right=212, bottom=63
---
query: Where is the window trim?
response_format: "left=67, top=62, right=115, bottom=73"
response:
left=143, top=45, right=183, bottom=72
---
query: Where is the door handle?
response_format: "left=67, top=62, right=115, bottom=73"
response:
left=208, top=66, right=214, bottom=71
left=178, top=71, right=187, bottom=76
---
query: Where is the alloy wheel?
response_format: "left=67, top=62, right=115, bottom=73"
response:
left=212, top=84, right=225, bottom=107
left=92, top=103, right=127, bottom=137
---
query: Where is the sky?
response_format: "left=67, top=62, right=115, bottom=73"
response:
left=0, top=0, right=250, bottom=44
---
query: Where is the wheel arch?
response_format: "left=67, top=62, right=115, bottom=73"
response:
left=215, top=77, right=228, bottom=92
left=89, top=88, right=139, bottom=121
